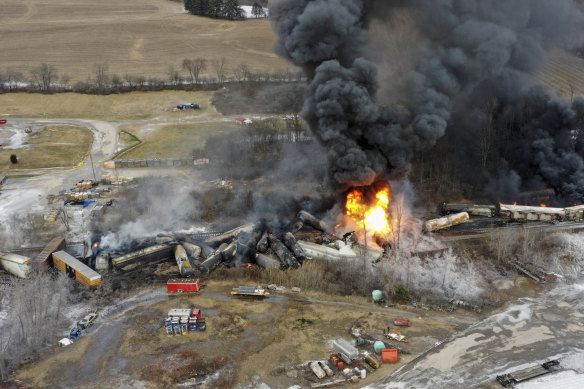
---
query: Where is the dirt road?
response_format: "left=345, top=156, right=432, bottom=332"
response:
left=14, top=279, right=480, bottom=388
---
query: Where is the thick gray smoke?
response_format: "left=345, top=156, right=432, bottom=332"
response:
left=270, top=0, right=584, bottom=201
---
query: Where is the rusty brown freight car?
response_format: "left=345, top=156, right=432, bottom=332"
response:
left=52, top=250, right=101, bottom=287
left=34, top=238, right=66, bottom=269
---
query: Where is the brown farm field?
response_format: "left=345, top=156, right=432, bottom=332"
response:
left=0, top=0, right=293, bottom=83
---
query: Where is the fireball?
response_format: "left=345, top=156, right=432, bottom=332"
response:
left=346, top=185, right=392, bottom=235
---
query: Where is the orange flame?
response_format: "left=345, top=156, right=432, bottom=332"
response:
left=513, top=202, right=517, bottom=206
left=346, top=186, right=392, bottom=234
left=540, top=203, right=547, bottom=207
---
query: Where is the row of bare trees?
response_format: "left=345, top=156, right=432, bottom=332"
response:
left=0, top=58, right=304, bottom=95
left=0, top=268, right=70, bottom=380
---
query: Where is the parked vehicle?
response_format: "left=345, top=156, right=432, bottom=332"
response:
left=77, top=313, right=98, bottom=330
left=177, top=103, right=200, bottom=110
left=69, top=328, right=82, bottom=340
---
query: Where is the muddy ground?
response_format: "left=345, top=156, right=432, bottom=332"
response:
left=14, top=279, right=480, bottom=388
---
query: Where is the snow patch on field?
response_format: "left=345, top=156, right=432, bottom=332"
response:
left=0, top=129, right=28, bottom=149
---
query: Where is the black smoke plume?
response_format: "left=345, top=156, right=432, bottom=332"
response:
left=270, top=0, right=584, bottom=202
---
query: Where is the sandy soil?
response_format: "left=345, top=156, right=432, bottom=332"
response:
left=14, top=279, right=479, bottom=388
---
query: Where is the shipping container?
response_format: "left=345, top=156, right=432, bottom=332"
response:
left=52, top=251, right=102, bottom=287
left=34, top=238, right=66, bottom=269
left=167, top=278, right=200, bottom=293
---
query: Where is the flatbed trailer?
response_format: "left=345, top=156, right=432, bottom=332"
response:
left=496, top=360, right=560, bottom=387
left=231, top=286, right=269, bottom=298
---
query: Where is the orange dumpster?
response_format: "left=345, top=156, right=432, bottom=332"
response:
left=381, top=348, right=398, bottom=363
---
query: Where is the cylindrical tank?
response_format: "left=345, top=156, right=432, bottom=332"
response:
left=373, top=341, right=386, bottom=354
left=424, top=212, right=469, bottom=232
left=372, top=290, right=383, bottom=302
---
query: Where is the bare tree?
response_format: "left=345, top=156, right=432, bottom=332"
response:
left=167, top=65, right=182, bottom=86
left=94, top=62, right=110, bottom=92
left=212, top=57, right=227, bottom=85
left=234, top=63, right=250, bottom=82
left=30, top=63, right=58, bottom=92
left=182, top=58, right=207, bottom=85
left=5, top=68, right=23, bottom=91
left=1, top=269, right=69, bottom=376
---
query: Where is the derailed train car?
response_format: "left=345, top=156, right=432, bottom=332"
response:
left=111, top=244, right=175, bottom=272
left=439, top=203, right=498, bottom=217
left=52, top=251, right=101, bottom=287
left=0, top=252, right=31, bottom=278
left=498, top=204, right=566, bottom=222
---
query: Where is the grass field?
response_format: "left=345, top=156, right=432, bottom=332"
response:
left=0, top=90, right=222, bottom=120
left=0, top=0, right=292, bottom=83
left=0, top=125, right=93, bottom=169
left=118, top=121, right=241, bottom=159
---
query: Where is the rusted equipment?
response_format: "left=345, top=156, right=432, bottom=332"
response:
left=365, top=354, right=380, bottom=369
left=393, top=319, right=411, bottom=327
left=268, top=236, right=299, bottom=269
left=439, top=203, right=497, bottom=217
left=283, top=232, right=307, bottom=263
left=383, top=328, right=408, bottom=343
left=298, top=210, right=331, bottom=233
left=34, top=237, right=66, bottom=269
left=424, top=212, right=469, bottom=232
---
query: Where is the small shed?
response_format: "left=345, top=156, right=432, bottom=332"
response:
left=235, top=117, right=246, bottom=125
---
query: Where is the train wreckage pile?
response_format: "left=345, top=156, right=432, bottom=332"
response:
left=109, top=211, right=382, bottom=277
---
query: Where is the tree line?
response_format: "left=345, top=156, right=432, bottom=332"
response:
left=184, top=0, right=249, bottom=20
left=0, top=59, right=304, bottom=95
